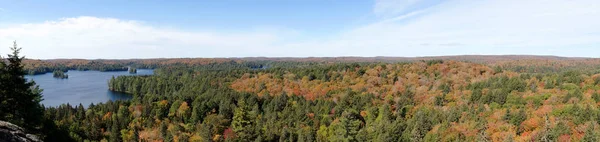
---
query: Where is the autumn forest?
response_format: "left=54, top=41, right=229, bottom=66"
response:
left=4, top=52, right=600, bottom=142
left=4, top=42, right=600, bottom=141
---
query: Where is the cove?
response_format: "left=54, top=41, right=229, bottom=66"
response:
left=25, top=69, right=154, bottom=107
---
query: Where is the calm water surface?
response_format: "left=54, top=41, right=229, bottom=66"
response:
left=25, top=69, right=153, bottom=107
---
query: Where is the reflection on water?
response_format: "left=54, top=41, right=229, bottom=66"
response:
left=25, top=69, right=153, bottom=107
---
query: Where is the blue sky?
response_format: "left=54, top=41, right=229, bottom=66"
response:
left=0, top=0, right=598, bottom=59
left=1, top=1, right=375, bottom=33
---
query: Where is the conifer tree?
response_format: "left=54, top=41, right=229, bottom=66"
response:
left=232, top=99, right=256, bottom=140
left=0, top=41, right=44, bottom=131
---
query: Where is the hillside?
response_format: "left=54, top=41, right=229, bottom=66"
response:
left=38, top=59, right=600, bottom=141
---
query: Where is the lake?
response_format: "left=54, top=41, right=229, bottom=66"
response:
left=25, top=69, right=154, bottom=107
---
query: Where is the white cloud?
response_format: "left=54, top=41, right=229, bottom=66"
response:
left=312, top=0, right=600, bottom=57
left=0, top=16, right=285, bottom=59
left=373, top=0, right=425, bottom=18
left=1, top=0, right=599, bottom=59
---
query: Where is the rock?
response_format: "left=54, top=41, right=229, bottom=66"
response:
left=0, top=121, right=41, bottom=142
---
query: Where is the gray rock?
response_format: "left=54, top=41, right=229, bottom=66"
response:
left=0, top=121, right=41, bottom=142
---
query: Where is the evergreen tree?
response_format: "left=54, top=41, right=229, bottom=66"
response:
left=329, top=109, right=363, bottom=141
left=509, top=109, right=527, bottom=128
left=110, top=117, right=121, bottom=142
left=160, top=121, right=169, bottom=140
left=232, top=99, right=256, bottom=140
left=0, top=41, right=44, bottom=131
left=583, top=124, right=598, bottom=142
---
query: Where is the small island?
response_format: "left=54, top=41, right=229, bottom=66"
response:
left=128, top=67, right=137, bottom=74
left=52, top=70, right=68, bottom=79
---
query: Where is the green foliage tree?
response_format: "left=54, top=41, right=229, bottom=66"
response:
left=52, top=70, right=68, bottom=79
left=231, top=99, right=256, bottom=140
left=508, top=108, right=527, bottom=128
left=0, top=41, right=44, bottom=132
left=128, top=67, right=137, bottom=74
left=328, top=109, right=363, bottom=141
left=583, top=124, right=598, bottom=142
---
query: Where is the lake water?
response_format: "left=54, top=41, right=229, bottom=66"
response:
left=25, top=69, right=153, bottom=107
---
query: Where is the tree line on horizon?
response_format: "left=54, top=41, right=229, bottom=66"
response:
left=22, top=54, right=600, bottom=75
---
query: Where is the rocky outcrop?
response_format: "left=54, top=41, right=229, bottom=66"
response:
left=0, top=121, right=41, bottom=142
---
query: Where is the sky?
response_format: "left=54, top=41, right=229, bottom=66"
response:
left=0, top=0, right=598, bottom=59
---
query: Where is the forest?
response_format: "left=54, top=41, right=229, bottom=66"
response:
left=44, top=59, right=600, bottom=141
left=5, top=42, right=600, bottom=141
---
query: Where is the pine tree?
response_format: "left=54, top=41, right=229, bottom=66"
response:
left=231, top=99, right=256, bottom=140
left=329, top=109, right=363, bottom=141
left=0, top=41, right=44, bottom=131
left=160, top=121, right=169, bottom=140
left=110, top=119, right=121, bottom=142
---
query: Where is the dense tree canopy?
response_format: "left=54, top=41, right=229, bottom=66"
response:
left=40, top=58, right=600, bottom=141
left=7, top=44, right=600, bottom=141
left=52, top=70, right=68, bottom=79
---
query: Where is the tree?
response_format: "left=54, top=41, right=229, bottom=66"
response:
left=0, top=42, right=6, bottom=123
left=177, top=102, right=190, bottom=122
left=231, top=99, right=256, bottom=140
left=402, top=107, right=440, bottom=142
left=0, top=41, right=44, bottom=131
left=583, top=124, right=598, bottom=142
left=160, top=121, right=169, bottom=140
left=508, top=109, right=527, bottom=128
left=52, top=70, right=68, bottom=79
left=329, top=109, right=363, bottom=141
left=128, top=67, right=137, bottom=74
left=110, top=117, right=121, bottom=142
left=202, top=114, right=229, bottom=139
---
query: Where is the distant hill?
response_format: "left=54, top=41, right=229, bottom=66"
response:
left=23, top=55, right=600, bottom=74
